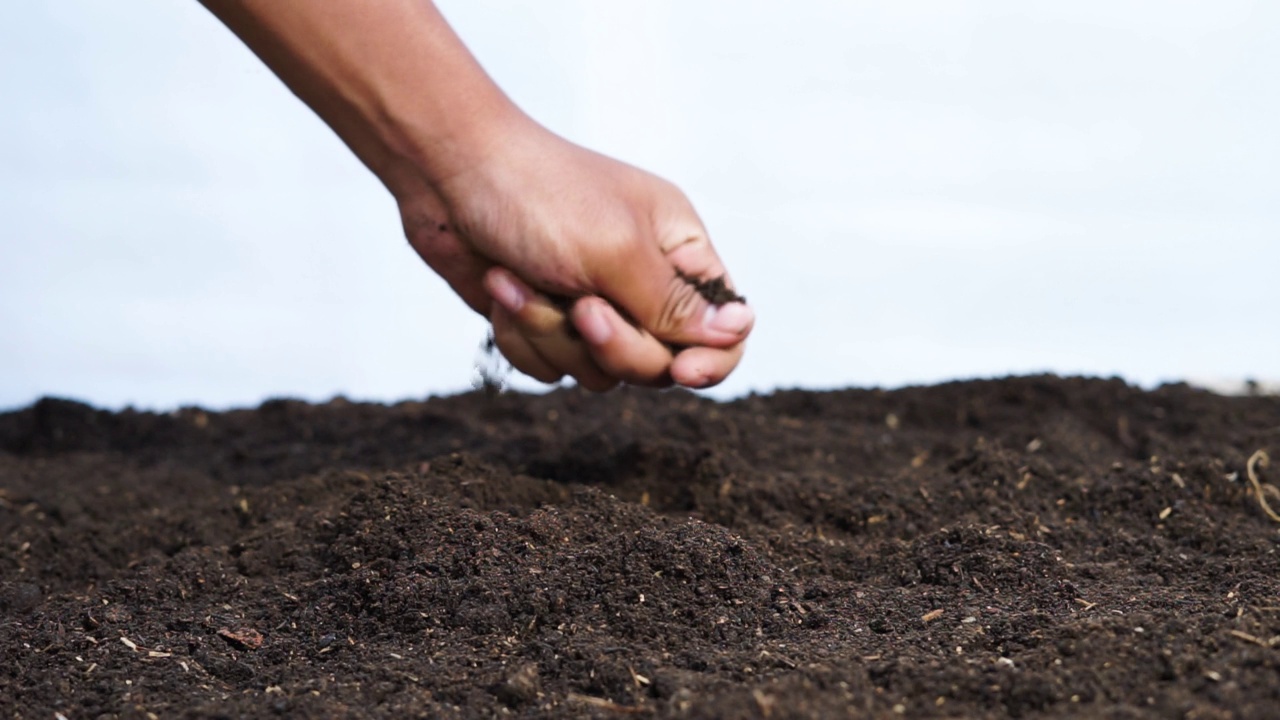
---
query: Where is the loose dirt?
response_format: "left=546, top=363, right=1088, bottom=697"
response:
left=2, top=376, right=1279, bottom=718
left=678, top=271, right=744, bottom=306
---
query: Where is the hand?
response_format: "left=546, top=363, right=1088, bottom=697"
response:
left=399, top=122, right=753, bottom=390
left=198, top=0, right=752, bottom=391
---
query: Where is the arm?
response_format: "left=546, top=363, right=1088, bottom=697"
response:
left=200, top=0, right=753, bottom=389
left=199, top=0, right=513, bottom=201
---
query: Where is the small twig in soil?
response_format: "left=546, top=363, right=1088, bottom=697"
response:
left=566, top=693, right=647, bottom=714
left=1245, top=450, right=1280, bottom=523
left=1227, top=629, right=1279, bottom=648
left=921, top=609, right=944, bottom=623
left=627, top=666, right=651, bottom=687
left=119, top=636, right=171, bottom=658
left=759, top=650, right=798, bottom=669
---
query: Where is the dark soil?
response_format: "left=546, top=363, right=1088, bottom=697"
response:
left=2, top=376, right=1279, bottom=719
left=678, top=271, right=744, bottom=306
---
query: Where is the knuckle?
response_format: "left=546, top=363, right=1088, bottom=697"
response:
left=659, top=230, right=707, bottom=256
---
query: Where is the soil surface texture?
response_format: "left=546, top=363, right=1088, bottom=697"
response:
left=2, top=376, right=1280, bottom=719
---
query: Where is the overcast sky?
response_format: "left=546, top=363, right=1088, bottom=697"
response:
left=2, top=1, right=1278, bottom=410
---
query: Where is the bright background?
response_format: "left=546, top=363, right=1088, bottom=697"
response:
left=3, top=1, right=1278, bottom=410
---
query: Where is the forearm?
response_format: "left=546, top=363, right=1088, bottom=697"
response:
left=199, top=0, right=525, bottom=199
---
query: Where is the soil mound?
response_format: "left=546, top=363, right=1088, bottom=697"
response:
left=2, top=376, right=1279, bottom=718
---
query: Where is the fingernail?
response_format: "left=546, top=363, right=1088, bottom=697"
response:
left=578, top=302, right=613, bottom=345
left=705, top=302, right=754, bottom=336
left=487, top=271, right=526, bottom=313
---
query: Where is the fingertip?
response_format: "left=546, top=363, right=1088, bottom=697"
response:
left=573, top=297, right=676, bottom=388
left=670, top=362, right=718, bottom=390
left=571, top=297, right=615, bottom=345
left=483, top=267, right=528, bottom=314
left=670, top=344, right=743, bottom=389
left=706, top=301, right=752, bottom=338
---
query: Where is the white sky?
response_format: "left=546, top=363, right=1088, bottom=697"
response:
left=2, top=1, right=1278, bottom=410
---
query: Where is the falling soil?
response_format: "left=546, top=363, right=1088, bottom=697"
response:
left=2, top=376, right=1280, bottom=719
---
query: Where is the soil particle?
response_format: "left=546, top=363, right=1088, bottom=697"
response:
left=494, top=662, right=542, bottom=707
left=678, top=269, right=745, bottom=305
left=218, top=627, right=264, bottom=651
left=1, top=375, right=1278, bottom=718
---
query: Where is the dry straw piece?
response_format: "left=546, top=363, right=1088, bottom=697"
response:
left=1245, top=450, right=1280, bottom=523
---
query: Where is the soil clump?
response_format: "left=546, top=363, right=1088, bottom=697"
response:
left=678, top=271, right=744, bottom=305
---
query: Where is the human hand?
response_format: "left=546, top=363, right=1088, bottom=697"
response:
left=399, top=121, right=753, bottom=391
left=199, top=0, right=750, bottom=391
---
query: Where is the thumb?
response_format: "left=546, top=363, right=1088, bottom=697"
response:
left=589, top=230, right=753, bottom=348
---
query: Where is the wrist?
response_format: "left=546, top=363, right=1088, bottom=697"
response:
left=200, top=0, right=534, bottom=204
left=380, top=90, right=532, bottom=199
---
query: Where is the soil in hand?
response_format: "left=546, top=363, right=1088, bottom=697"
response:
left=678, top=270, right=744, bottom=305
left=1, top=376, right=1279, bottom=718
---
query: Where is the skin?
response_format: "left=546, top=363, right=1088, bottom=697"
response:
left=199, top=0, right=753, bottom=390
